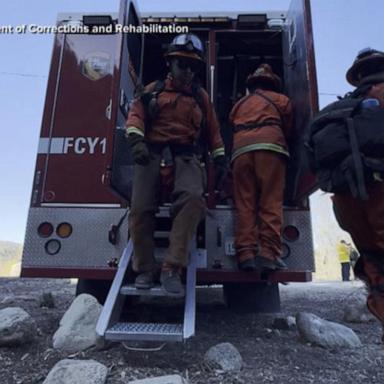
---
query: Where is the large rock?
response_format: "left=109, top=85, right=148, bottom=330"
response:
left=272, top=316, right=296, bottom=330
left=40, top=292, right=55, bottom=308
left=296, top=312, right=362, bottom=349
left=43, top=359, right=108, bottom=384
left=53, top=294, right=102, bottom=353
left=0, top=307, right=37, bottom=346
left=129, top=375, right=188, bottom=384
left=204, top=342, right=243, bottom=371
left=343, top=299, right=375, bottom=323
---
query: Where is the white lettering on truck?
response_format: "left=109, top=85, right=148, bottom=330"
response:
left=38, top=137, right=107, bottom=155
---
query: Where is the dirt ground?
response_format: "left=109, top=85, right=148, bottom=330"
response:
left=1, top=278, right=384, bottom=384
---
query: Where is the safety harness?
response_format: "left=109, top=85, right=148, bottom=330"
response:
left=139, top=79, right=207, bottom=156
left=233, top=90, right=283, bottom=133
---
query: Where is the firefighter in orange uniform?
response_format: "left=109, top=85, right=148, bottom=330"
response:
left=229, top=64, right=293, bottom=271
left=332, top=48, right=384, bottom=337
left=125, top=34, right=225, bottom=296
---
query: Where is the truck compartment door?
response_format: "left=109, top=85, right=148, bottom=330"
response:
left=107, top=0, right=142, bottom=203
left=39, top=28, right=120, bottom=204
left=283, top=0, right=319, bottom=205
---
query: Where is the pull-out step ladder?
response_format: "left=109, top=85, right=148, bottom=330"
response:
left=96, top=239, right=197, bottom=342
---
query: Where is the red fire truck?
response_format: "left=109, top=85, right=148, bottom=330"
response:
left=22, top=0, right=318, bottom=342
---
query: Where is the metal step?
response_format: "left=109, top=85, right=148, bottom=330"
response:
left=96, top=230, right=197, bottom=342
left=120, top=284, right=183, bottom=297
left=106, top=322, right=183, bottom=342
left=154, top=230, right=170, bottom=238
left=155, top=206, right=172, bottom=218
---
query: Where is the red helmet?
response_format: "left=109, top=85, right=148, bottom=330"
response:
left=164, top=33, right=204, bottom=62
left=346, top=48, right=384, bottom=86
left=246, top=63, right=282, bottom=91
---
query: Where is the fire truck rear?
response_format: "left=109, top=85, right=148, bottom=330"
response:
left=22, top=0, right=318, bottom=341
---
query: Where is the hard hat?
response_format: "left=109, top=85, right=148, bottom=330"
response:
left=165, top=33, right=204, bottom=62
left=346, top=47, right=384, bottom=86
left=246, top=63, right=282, bottom=91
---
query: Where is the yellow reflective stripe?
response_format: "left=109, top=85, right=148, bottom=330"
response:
left=212, top=147, right=225, bottom=158
left=125, top=126, right=144, bottom=137
left=231, top=143, right=289, bottom=162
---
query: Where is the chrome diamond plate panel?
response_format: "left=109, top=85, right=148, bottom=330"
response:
left=22, top=207, right=128, bottom=268
left=205, top=208, right=314, bottom=271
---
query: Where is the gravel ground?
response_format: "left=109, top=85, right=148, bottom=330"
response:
left=0, top=278, right=383, bottom=384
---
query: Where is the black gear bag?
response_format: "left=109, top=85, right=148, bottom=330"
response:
left=306, top=87, right=384, bottom=199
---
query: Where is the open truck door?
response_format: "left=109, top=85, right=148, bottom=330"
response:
left=107, top=0, right=143, bottom=203
left=22, top=0, right=141, bottom=279
left=37, top=19, right=120, bottom=205
left=283, top=0, right=319, bottom=205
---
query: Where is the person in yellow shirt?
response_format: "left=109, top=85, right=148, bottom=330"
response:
left=337, top=240, right=351, bottom=281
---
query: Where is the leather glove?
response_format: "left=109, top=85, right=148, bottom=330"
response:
left=214, top=155, right=228, bottom=191
left=126, top=133, right=151, bottom=166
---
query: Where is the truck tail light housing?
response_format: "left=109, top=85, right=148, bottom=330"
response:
left=56, top=223, right=73, bottom=238
left=45, top=240, right=61, bottom=255
left=38, top=222, right=54, bottom=238
left=281, top=243, right=290, bottom=259
left=283, top=225, right=300, bottom=242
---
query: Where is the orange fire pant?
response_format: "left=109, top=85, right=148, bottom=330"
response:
left=333, top=182, right=384, bottom=252
left=333, top=182, right=384, bottom=325
left=129, top=153, right=205, bottom=273
left=232, top=150, right=286, bottom=262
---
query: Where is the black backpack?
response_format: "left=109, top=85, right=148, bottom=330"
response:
left=306, top=86, right=384, bottom=199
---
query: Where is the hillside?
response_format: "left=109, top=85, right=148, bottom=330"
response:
left=0, top=240, right=22, bottom=276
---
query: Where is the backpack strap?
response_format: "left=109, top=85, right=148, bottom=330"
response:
left=189, top=83, right=208, bottom=154
left=140, top=80, right=165, bottom=124
left=253, top=90, right=284, bottom=123
left=345, top=117, right=369, bottom=200
left=350, top=83, right=373, bottom=98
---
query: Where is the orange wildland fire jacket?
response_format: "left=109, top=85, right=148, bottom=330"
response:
left=125, top=76, right=224, bottom=158
left=229, top=89, right=293, bottom=161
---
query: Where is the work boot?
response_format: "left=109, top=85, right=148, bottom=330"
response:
left=274, top=257, right=288, bottom=270
left=160, top=268, right=185, bottom=297
left=238, top=257, right=257, bottom=272
left=256, top=256, right=287, bottom=272
left=134, top=270, right=156, bottom=289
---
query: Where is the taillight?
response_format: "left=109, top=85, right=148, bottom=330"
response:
left=37, top=222, right=54, bottom=238
left=45, top=239, right=61, bottom=255
left=281, top=243, right=290, bottom=259
left=56, top=222, right=72, bottom=238
left=282, top=225, right=300, bottom=242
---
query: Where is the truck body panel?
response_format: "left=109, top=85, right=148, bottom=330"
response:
left=22, top=0, right=318, bottom=284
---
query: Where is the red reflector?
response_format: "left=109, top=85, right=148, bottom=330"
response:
left=283, top=225, right=300, bottom=242
left=38, top=222, right=54, bottom=238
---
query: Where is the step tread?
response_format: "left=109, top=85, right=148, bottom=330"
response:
left=105, top=322, right=184, bottom=341
left=108, top=322, right=183, bottom=334
left=120, top=284, right=185, bottom=297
